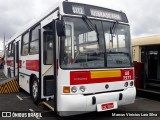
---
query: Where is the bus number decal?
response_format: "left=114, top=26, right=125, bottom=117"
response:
left=123, top=76, right=132, bottom=80
left=122, top=70, right=134, bottom=80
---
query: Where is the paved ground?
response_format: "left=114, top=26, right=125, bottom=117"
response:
left=0, top=92, right=160, bottom=120
left=0, top=69, right=160, bottom=120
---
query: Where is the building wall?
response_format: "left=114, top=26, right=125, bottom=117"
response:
left=132, top=46, right=141, bottom=62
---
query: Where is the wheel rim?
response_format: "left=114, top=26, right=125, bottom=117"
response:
left=32, top=81, right=38, bottom=99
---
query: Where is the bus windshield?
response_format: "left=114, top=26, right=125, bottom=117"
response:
left=60, top=17, right=132, bottom=69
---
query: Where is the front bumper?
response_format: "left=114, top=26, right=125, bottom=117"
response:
left=58, top=87, right=136, bottom=116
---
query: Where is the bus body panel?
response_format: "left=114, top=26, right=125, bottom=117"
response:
left=57, top=67, right=135, bottom=116
left=19, top=53, right=39, bottom=93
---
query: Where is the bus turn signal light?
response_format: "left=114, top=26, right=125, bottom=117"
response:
left=63, top=86, right=70, bottom=93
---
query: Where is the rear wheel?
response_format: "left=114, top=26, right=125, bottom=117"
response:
left=31, top=77, right=41, bottom=105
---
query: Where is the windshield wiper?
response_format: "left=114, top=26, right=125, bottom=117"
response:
left=82, top=15, right=99, bottom=42
left=110, top=20, right=118, bottom=36
left=109, top=20, right=118, bottom=48
left=82, top=15, right=96, bottom=30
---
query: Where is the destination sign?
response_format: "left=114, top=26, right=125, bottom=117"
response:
left=90, top=9, right=122, bottom=21
left=63, top=2, right=128, bottom=23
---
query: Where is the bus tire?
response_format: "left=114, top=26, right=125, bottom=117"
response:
left=31, top=76, right=41, bottom=105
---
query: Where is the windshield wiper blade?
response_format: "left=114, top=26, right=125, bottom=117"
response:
left=82, top=15, right=99, bottom=35
left=82, top=15, right=95, bottom=31
left=110, top=20, right=118, bottom=37
left=82, top=15, right=100, bottom=43
left=109, top=20, right=118, bottom=48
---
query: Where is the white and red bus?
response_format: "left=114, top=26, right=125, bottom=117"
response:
left=3, top=1, right=136, bottom=116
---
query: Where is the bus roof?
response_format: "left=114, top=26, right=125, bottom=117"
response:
left=132, top=35, right=160, bottom=46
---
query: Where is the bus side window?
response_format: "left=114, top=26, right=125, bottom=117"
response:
left=30, top=25, right=40, bottom=55
left=8, top=43, right=11, bottom=57
left=44, top=32, right=53, bottom=65
left=21, top=32, right=29, bottom=56
left=11, top=43, right=15, bottom=57
left=7, top=42, right=14, bottom=57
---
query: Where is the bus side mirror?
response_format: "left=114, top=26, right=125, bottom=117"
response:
left=56, top=20, right=65, bottom=37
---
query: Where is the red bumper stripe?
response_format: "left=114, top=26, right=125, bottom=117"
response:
left=70, top=69, right=134, bottom=85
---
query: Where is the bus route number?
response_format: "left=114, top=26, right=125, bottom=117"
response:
left=123, top=76, right=132, bottom=80
left=123, top=71, right=132, bottom=80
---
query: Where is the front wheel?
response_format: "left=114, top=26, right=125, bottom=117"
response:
left=31, top=77, right=41, bottom=105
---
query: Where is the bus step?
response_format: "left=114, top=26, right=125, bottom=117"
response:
left=39, top=100, right=54, bottom=111
left=0, top=77, right=19, bottom=94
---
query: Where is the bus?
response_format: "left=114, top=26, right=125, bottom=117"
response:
left=3, top=1, right=136, bottom=116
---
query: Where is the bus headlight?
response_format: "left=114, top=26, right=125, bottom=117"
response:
left=71, top=86, right=77, bottom=93
left=80, top=86, right=86, bottom=92
left=130, top=81, right=134, bottom=86
left=124, top=82, right=128, bottom=87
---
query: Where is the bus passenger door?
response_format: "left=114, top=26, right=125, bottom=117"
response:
left=42, top=30, right=55, bottom=97
left=41, top=17, right=58, bottom=111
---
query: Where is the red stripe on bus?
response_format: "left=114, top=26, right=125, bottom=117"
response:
left=70, top=69, right=134, bottom=85
left=7, top=60, right=22, bottom=68
left=7, top=60, right=14, bottom=67
left=26, top=60, right=39, bottom=72
left=19, top=60, right=22, bottom=68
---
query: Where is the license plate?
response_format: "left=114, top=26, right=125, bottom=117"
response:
left=97, top=102, right=117, bottom=112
